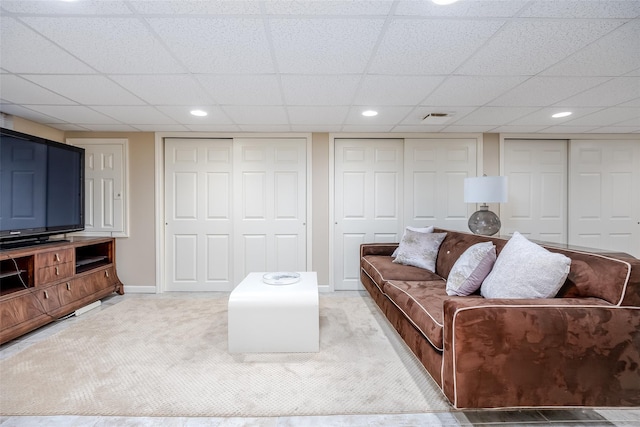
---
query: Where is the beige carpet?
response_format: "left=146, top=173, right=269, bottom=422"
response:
left=0, top=294, right=451, bottom=417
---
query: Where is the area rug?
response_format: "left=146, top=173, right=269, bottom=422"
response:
left=0, top=294, right=451, bottom=417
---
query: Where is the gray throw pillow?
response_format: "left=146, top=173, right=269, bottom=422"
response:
left=392, top=230, right=446, bottom=272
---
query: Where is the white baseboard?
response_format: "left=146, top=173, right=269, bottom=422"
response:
left=123, top=285, right=158, bottom=294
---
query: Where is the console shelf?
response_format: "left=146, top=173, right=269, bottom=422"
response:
left=0, top=237, right=123, bottom=344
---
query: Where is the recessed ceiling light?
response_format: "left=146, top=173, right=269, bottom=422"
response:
left=552, top=111, right=572, bottom=118
left=190, top=109, right=208, bottom=117
left=362, top=110, right=378, bottom=117
left=432, top=0, right=459, bottom=5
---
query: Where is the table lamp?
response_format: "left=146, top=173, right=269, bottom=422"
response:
left=464, top=176, right=508, bottom=236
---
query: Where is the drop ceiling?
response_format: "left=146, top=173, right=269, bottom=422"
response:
left=0, top=0, right=639, bottom=134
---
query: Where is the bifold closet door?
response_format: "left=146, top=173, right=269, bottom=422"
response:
left=165, top=139, right=234, bottom=291
left=501, top=139, right=568, bottom=243
left=569, top=140, right=640, bottom=258
left=334, top=139, right=403, bottom=290
left=233, top=138, right=307, bottom=281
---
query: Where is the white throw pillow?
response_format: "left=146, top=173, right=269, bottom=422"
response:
left=392, top=230, right=446, bottom=272
left=480, top=232, right=571, bottom=299
left=446, top=242, right=496, bottom=296
left=392, top=226, right=434, bottom=258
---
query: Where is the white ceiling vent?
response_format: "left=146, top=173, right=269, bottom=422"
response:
left=422, top=113, right=453, bottom=125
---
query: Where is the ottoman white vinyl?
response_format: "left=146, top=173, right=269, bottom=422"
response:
left=228, top=272, right=319, bottom=353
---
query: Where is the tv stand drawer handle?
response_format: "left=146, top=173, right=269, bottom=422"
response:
left=105, top=271, right=109, bottom=278
left=67, top=283, right=71, bottom=291
left=44, top=290, right=49, bottom=299
left=55, top=253, right=60, bottom=262
left=55, top=267, right=59, bottom=275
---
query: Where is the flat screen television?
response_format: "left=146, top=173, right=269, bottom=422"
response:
left=0, top=127, right=85, bottom=249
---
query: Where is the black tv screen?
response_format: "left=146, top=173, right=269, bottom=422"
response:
left=0, top=127, right=84, bottom=246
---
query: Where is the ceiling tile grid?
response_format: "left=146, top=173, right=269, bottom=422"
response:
left=0, top=0, right=638, bottom=133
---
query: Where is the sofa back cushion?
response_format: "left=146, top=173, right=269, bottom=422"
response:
left=434, top=229, right=637, bottom=306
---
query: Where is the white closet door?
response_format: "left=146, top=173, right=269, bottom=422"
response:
left=404, top=139, right=476, bottom=231
left=569, top=140, right=640, bottom=257
left=165, top=139, right=234, bottom=291
left=233, top=138, right=307, bottom=280
left=501, top=139, right=568, bottom=243
left=334, top=139, right=403, bottom=290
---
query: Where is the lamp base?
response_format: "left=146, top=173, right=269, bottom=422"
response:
left=468, top=205, right=501, bottom=236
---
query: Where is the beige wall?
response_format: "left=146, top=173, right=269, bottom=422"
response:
left=311, top=133, right=330, bottom=285
left=12, top=116, right=65, bottom=143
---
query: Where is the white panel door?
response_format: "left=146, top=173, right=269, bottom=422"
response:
left=165, top=139, right=234, bottom=291
left=404, top=139, right=476, bottom=231
left=501, top=139, right=568, bottom=243
left=334, top=139, right=403, bottom=290
left=233, top=138, right=307, bottom=281
left=69, top=140, right=127, bottom=237
left=569, top=140, right=640, bottom=257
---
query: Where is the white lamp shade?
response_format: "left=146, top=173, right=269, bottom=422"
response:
left=464, top=176, right=508, bottom=203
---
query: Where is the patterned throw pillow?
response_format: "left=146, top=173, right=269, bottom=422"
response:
left=446, top=242, right=496, bottom=296
left=392, top=230, right=447, bottom=272
left=481, top=232, right=571, bottom=299
left=392, top=226, right=434, bottom=258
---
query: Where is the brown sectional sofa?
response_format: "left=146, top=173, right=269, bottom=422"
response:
left=360, top=228, right=640, bottom=409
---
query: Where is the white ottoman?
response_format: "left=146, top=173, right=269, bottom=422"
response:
left=228, top=272, right=319, bottom=353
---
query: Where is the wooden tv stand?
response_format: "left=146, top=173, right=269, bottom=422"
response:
left=0, top=237, right=123, bottom=345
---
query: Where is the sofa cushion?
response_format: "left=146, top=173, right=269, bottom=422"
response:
left=393, top=230, right=447, bottom=272
left=446, top=242, right=496, bottom=296
left=481, top=232, right=571, bottom=299
left=361, top=256, right=442, bottom=291
left=434, top=229, right=508, bottom=280
left=384, top=280, right=480, bottom=351
left=392, top=226, right=434, bottom=257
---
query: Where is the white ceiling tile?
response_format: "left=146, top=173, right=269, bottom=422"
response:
left=507, top=107, right=601, bottom=126
left=129, top=0, right=261, bottom=15
left=237, top=124, right=292, bottom=132
left=370, top=19, right=504, bottom=74
left=222, top=106, right=289, bottom=125
left=395, top=0, right=529, bottom=17
left=590, top=126, right=640, bottom=133
left=22, top=75, right=145, bottom=105
left=134, top=124, right=191, bottom=132
left=423, top=76, right=527, bottom=106
left=440, top=125, right=497, bottom=133
left=451, top=107, right=539, bottom=126
left=553, top=77, right=640, bottom=107
left=184, top=124, right=242, bottom=132
left=149, top=18, right=274, bottom=74
left=26, top=105, right=121, bottom=124
left=196, top=75, right=283, bottom=106
left=77, top=124, right=141, bottom=132
left=621, top=98, right=640, bottom=107
left=22, top=17, right=184, bottom=74
left=270, top=18, right=384, bottom=74
left=0, top=17, right=94, bottom=73
left=489, top=76, right=610, bottom=107
left=287, top=106, right=349, bottom=125
left=355, top=75, right=445, bottom=106
left=111, top=75, right=214, bottom=105
left=520, top=0, right=640, bottom=18
left=0, top=103, right=62, bottom=124
left=537, top=125, right=601, bottom=133
left=458, top=20, right=625, bottom=76
left=90, top=106, right=174, bottom=124
left=490, top=125, right=551, bottom=133
left=281, top=75, right=360, bottom=106
left=391, top=125, right=447, bottom=132
left=290, top=125, right=344, bottom=132
left=156, top=106, right=233, bottom=125
left=0, top=74, right=76, bottom=105
left=48, top=123, right=92, bottom=131
left=265, top=1, right=393, bottom=15
left=341, top=124, right=395, bottom=132
left=344, top=106, right=413, bottom=125
left=0, top=1, right=132, bottom=14
left=562, top=107, right=640, bottom=127
left=542, top=20, right=640, bottom=77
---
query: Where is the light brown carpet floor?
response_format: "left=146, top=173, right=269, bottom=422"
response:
left=0, top=294, right=451, bottom=417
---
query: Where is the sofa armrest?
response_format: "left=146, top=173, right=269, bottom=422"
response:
left=441, top=298, right=640, bottom=408
left=360, top=243, right=398, bottom=257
